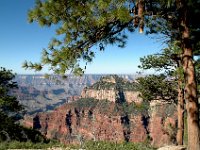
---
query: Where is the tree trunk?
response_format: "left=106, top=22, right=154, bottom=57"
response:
left=176, top=78, right=184, bottom=145
left=179, top=1, right=200, bottom=149
left=183, top=38, right=200, bottom=150
left=138, top=0, right=144, bottom=33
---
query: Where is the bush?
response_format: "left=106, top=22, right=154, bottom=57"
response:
left=80, top=141, right=155, bottom=150
left=72, top=98, right=150, bottom=117
left=0, top=140, right=156, bottom=150
left=0, top=140, right=62, bottom=150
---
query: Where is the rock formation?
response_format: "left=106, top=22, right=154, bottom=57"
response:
left=13, top=74, right=139, bottom=114
left=22, top=75, right=177, bottom=148
left=81, top=75, right=142, bottom=103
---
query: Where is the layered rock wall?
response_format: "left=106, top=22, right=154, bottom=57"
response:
left=23, top=100, right=177, bottom=147
left=81, top=89, right=142, bottom=103
left=22, top=75, right=177, bottom=147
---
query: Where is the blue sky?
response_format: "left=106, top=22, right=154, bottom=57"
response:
left=0, top=0, right=165, bottom=74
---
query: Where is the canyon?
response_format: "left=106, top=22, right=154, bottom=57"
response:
left=13, top=74, right=138, bottom=114
left=22, top=75, right=177, bottom=147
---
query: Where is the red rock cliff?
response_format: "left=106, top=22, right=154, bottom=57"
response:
left=23, top=99, right=177, bottom=147
left=22, top=75, right=177, bottom=147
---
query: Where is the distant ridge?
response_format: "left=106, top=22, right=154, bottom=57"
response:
left=13, top=74, right=143, bottom=114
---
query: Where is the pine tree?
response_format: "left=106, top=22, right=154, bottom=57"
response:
left=136, top=74, right=177, bottom=102
left=25, top=1, right=200, bottom=149
left=0, top=67, right=23, bottom=118
left=139, top=43, right=185, bottom=145
left=0, top=67, right=24, bottom=141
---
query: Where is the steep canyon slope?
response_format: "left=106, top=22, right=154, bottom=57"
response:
left=22, top=75, right=177, bottom=147
left=13, top=74, right=138, bottom=114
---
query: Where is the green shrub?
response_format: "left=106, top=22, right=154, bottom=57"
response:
left=72, top=98, right=150, bottom=117
left=0, top=140, right=63, bottom=150
left=0, top=140, right=156, bottom=150
left=80, top=141, right=156, bottom=150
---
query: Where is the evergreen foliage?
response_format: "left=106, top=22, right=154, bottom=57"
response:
left=89, top=75, right=138, bottom=91
left=0, top=67, right=47, bottom=143
left=71, top=98, right=149, bottom=116
left=138, top=43, right=181, bottom=74
left=25, top=1, right=200, bottom=148
left=138, top=40, right=200, bottom=146
left=0, top=67, right=23, bottom=116
left=195, top=58, right=200, bottom=95
left=136, top=74, right=177, bottom=102
left=24, top=1, right=200, bottom=76
left=23, top=0, right=134, bottom=75
left=0, top=67, right=24, bottom=140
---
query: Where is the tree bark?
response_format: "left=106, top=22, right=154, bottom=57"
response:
left=178, top=0, right=200, bottom=149
left=176, top=78, right=184, bottom=145
left=183, top=37, right=200, bottom=150
left=138, top=0, right=144, bottom=33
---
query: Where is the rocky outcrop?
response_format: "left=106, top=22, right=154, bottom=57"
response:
left=157, top=145, right=186, bottom=150
left=22, top=75, right=177, bottom=147
left=14, top=74, right=140, bottom=114
left=24, top=101, right=147, bottom=144
left=149, top=101, right=177, bottom=147
left=81, top=89, right=142, bottom=103
left=23, top=99, right=177, bottom=147
left=81, top=75, right=142, bottom=103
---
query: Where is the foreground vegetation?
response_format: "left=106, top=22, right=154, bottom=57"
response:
left=0, top=140, right=59, bottom=150
left=0, top=141, right=155, bottom=150
left=25, top=1, right=200, bottom=149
